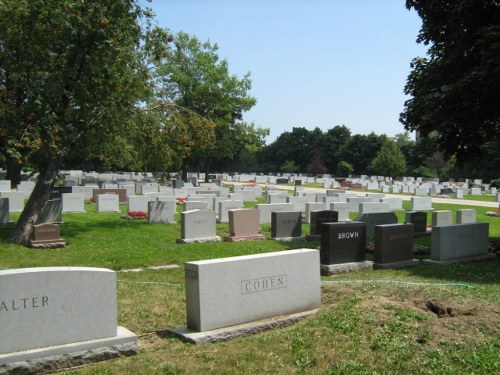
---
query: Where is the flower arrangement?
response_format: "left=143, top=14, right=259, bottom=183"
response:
left=127, top=211, right=148, bottom=219
left=486, top=210, right=500, bottom=217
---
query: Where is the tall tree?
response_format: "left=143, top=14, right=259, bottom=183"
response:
left=370, top=140, right=407, bottom=177
left=337, top=133, right=387, bottom=175
left=320, top=125, right=352, bottom=173
left=152, top=32, right=257, bottom=179
left=401, top=0, right=500, bottom=165
left=0, top=0, right=151, bottom=244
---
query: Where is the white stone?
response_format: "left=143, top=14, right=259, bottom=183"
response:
left=0, top=191, right=24, bottom=212
left=456, top=209, right=476, bottom=224
left=62, top=193, right=85, bottom=213
left=329, top=202, right=349, bottom=221
left=71, top=186, right=94, bottom=201
left=304, top=202, right=326, bottom=223
left=96, top=194, right=120, bottom=212
left=359, top=202, right=391, bottom=214
left=410, top=197, right=432, bottom=211
left=184, top=249, right=321, bottom=332
left=470, top=187, right=481, bottom=195
left=381, top=198, right=403, bottom=211
left=0, top=180, right=11, bottom=192
left=179, top=210, right=220, bottom=242
left=432, top=210, right=453, bottom=227
left=256, top=203, right=295, bottom=224
left=218, top=200, right=244, bottom=223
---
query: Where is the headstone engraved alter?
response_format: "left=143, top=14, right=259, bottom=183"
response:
left=0, top=267, right=137, bottom=373
left=170, top=249, right=320, bottom=343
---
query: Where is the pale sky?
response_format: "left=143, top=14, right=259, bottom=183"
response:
left=148, top=0, right=428, bottom=142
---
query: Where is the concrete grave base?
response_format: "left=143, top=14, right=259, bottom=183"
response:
left=270, top=236, right=306, bottom=242
left=168, top=309, right=319, bottom=344
left=224, top=235, right=265, bottom=242
left=373, top=259, right=421, bottom=269
left=422, top=253, right=496, bottom=266
left=28, top=239, right=66, bottom=249
left=321, top=261, right=374, bottom=276
left=0, top=326, right=137, bottom=374
left=176, top=236, right=221, bottom=244
left=305, top=235, right=321, bottom=241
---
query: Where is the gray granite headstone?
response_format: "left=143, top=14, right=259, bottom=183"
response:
left=456, top=209, right=476, bottom=224
left=432, top=210, right=453, bottom=226
left=178, top=209, right=220, bottom=243
left=148, top=201, right=176, bottom=224
left=405, top=211, right=427, bottom=234
left=354, top=212, right=398, bottom=238
left=271, top=211, right=302, bottom=239
left=36, top=199, right=62, bottom=224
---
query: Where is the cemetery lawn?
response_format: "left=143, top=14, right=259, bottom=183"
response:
left=0, top=202, right=498, bottom=374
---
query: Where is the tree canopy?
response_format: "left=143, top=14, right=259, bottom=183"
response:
left=401, top=0, right=500, bottom=165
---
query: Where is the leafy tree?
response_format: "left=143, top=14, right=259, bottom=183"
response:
left=370, top=140, right=407, bottom=177
left=337, top=133, right=387, bottom=174
left=280, top=160, right=298, bottom=174
left=153, top=32, right=258, bottom=180
left=401, top=0, right=500, bottom=165
left=306, top=150, right=328, bottom=175
left=337, top=161, right=354, bottom=177
left=0, top=0, right=151, bottom=244
left=320, top=125, right=352, bottom=172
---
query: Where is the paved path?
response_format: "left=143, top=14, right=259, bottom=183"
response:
left=227, top=182, right=500, bottom=209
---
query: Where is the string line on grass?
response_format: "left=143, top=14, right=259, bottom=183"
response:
left=321, top=280, right=473, bottom=288
left=117, top=279, right=182, bottom=287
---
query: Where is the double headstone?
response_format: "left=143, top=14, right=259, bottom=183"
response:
left=225, top=209, right=264, bottom=242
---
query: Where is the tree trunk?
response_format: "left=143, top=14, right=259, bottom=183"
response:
left=181, top=159, right=188, bottom=181
left=5, top=154, right=22, bottom=189
left=204, top=157, right=210, bottom=183
left=8, top=160, right=58, bottom=245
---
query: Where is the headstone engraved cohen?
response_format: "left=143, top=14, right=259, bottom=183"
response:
left=28, top=223, right=66, bottom=248
left=177, top=209, right=221, bottom=243
left=271, top=211, right=303, bottom=241
left=307, top=210, right=338, bottom=241
left=170, top=249, right=321, bottom=343
left=320, top=222, right=372, bottom=275
left=0, top=267, right=137, bottom=373
left=373, top=223, right=420, bottom=269
left=225, top=209, right=264, bottom=242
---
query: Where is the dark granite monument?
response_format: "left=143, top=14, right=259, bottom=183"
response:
left=307, top=210, right=338, bottom=241
left=373, top=223, right=419, bottom=268
left=271, top=211, right=303, bottom=241
left=354, top=212, right=398, bottom=237
left=405, top=211, right=428, bottom=235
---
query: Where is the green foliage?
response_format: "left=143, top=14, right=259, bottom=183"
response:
left=337, top=161, right=354, bottom=176
left=401, top=0, right=500, bottom=165
left=490, top=179, right=500, bottom=188
left=280, top=160, right=298, bottom=173
left=370, top=140, right=407, bottom=177
left=337, top=132, right=388, bottom=174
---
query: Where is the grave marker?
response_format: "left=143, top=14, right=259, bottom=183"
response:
left=225, top=209, right=264, bottom=242
left=373, top=223, right=419, bottom=268
left=177, top=210, right=221, bottom=243
left=271, top=211, right=303, bottom=241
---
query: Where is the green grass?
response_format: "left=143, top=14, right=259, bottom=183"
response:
left=1, top=199, right=499, bottom=374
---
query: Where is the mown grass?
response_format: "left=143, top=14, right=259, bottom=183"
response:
left=0, top=197, right=499, bottom=374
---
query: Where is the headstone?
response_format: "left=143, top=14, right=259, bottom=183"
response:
left=0, top=192, right=24, bottom=212
left=217, top=200, right=244, bottom=223
left=304, top=202, right=326, bottom=223
left=256, top=203, right=295, bottom=224
left=92, top=189, right=127, bottom=203
left=177, top=210, right=221, bottom=243
left=268, top=193, right=288, bottom=204
left=380, top=198, right=403, bottom=211
left=0, top=198, right=10, bottom=225
left=28, top=223, right=66, bottom=248
left=470, top=187, right=481, bottom=195
left=456, top=209, right=476, bottom=224
left=346, top=197, right=365, bottom=212
left=183, top=200, right=208, bottom=211
left=0, top=180, right=10, bottom=192
left=359, top=202, right=391, bottom=214
left=354, top=212, right=398, bottom=237
left=171, top=249, right=320, bottom=342
left=432, top=210, right=453, bottom=227
left=320, top=222, right=372, bottom=275
left=405, top=211, right=428, bottom=235
left=148, top=201, right=176, bottom=224
left=127, top=195, right=150, bottom=213
left=307, top=210, right=338, bottom=241
left=0, top=267, right=137, bottom=373
left=329, top=202, right=349, bottom=222
left=426, top=223, right=493, bottom=264
left=373, top=223, right=419, bottom=268
left=410, top=197, right=433, bottom=211
left=456, top=189, right=464, bottom=199
left=62, top=193, right=85, bottom=213
left=271, top=211, right=303, bottom=241
left=49, top=186, right=73, bottom=199
left=36, top=199, right=62, bottom=224
left=96, top=194, right=120, bottom=212
left=225, top=209, right=264, bottom=242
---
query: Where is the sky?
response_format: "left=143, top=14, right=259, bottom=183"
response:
left=147, top=0, right=428, bottom=143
